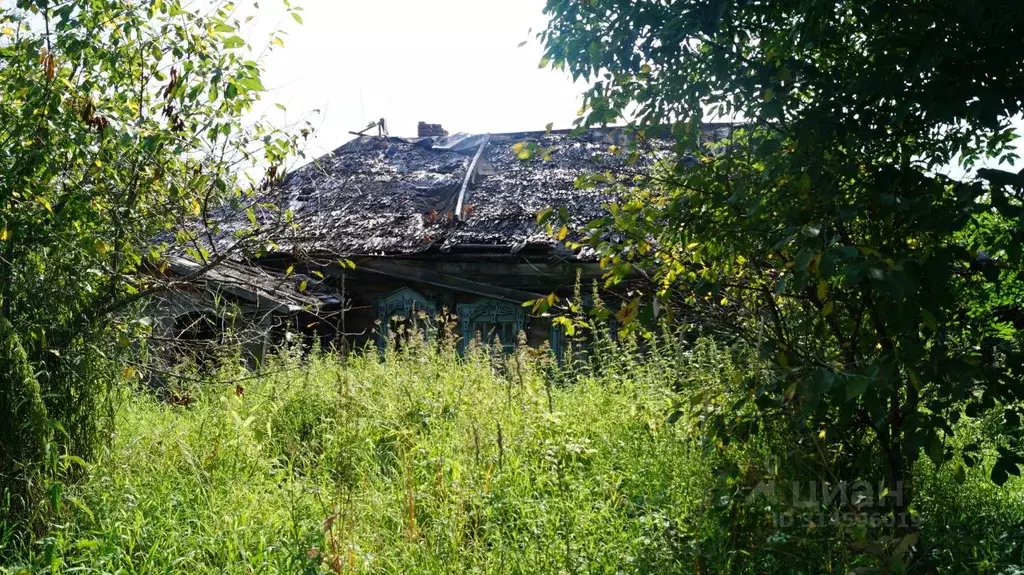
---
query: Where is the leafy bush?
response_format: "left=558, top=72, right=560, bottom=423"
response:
left=0, top=0, right=306, bottom=526
left=539, top=7, right=1024, bottom=569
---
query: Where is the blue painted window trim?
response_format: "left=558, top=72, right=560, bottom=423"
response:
left=456, top=298, right=526, bottom=353
left=550, top=322, right=566, bottom=363
left=375, top=287, right=438, bottom=351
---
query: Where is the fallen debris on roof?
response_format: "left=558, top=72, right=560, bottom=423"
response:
left=191, top=124, right=733, bottom=261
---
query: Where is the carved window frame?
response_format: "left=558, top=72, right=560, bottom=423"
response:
left=375, top=287, right=438, bottom=351
left=456, top=297, right=526, bottom=353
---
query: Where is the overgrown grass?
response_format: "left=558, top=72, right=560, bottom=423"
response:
left=2, top=338, right=1022, bottom=574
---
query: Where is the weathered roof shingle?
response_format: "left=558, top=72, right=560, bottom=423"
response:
left=203, top=125, right=733, bottom=260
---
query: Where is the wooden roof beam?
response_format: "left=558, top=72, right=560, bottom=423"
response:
left=328, top=258, right=543, bottom=304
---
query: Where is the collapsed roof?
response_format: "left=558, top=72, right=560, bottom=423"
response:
left=205, top=124, right=734, bottom=262
left=163, top=255, right=337, bottom=313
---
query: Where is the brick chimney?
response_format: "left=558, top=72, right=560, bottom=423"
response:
left=417, top=121, right=448, bottom=138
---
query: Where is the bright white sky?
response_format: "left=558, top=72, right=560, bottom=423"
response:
left=250, top=0, right=586, bottom=161
left=248, top=0, right=1022, bottom=176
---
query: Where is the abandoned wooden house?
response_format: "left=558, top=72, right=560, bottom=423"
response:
left=153, top=122, right=732, bottom=362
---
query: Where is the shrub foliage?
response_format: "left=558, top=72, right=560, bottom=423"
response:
left=0, top=0, right=305, bottom=520
left=538, top=2, right=1024, bottom=565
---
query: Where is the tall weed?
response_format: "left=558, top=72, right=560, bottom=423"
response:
left=1, top=333, right=1020, bottom=574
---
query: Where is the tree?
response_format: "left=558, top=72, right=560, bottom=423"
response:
left=540, top=0, right=1024, bottom=566
left=0, top=0, right=306, bottom=525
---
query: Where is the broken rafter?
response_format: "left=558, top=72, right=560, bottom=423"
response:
left=348, top=118, right=388, bottom=138
left=164, top=256, right=329, bottom=313
left=455, top=134, right=490, bottom=221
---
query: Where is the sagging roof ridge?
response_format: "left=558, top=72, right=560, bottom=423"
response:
left=322, top=121, right=740, bottom=158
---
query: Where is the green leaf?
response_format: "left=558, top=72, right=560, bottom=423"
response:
left=513, top=141, right=533, bottom=160
left=237, top=76, right=264, bottom=92
left=813, top=368, right=835, bottom=394
left=845, top=376, right=869, bottom=401
left=953, top=464, right=966, bottom=485
left=796, top=172, right=811, bottom=193
left=536, top=207, right=553, bottom=224
left=895, top=532, right=919, bottom=555
left=836, top=246, right=859, bottom=259
left=925, top=433, right=944, bottom=467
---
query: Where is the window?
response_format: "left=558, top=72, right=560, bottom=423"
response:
left=170, top=311, right=225, bottom=368
left=174, top=311, right=223, bottom=342
left=457, top=298, right=526, bottom=353
left=375, top=287, right=438, bottom=351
